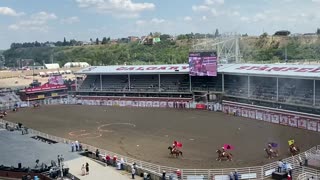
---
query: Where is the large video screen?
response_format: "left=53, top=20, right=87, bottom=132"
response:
left=189, top=51, right=217, bottom=76
left=48, top=75, right=64, bottom=85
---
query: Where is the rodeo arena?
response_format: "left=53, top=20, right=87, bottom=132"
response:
left=1, top=49, right=320, bottom=180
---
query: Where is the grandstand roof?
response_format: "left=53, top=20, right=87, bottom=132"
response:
left=76, top=63, right=320, bottom=79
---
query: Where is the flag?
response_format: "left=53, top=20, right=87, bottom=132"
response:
left=288, top=140, right=294, bottom=146
left=176, top=142, right=183, bottom=148
left=269, top=142, right=278, bottom=148
left=223, top=144, right=234, bottom=150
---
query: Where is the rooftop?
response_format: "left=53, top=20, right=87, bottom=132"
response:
left=76, top=63, right=320, bottom=79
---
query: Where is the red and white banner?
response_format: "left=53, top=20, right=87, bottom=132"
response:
left=152, top=101, right=160, bottom=108
left=298, top=118, right=307, bottom=129
left=242, top=109, right=249, bottom=118
left=256, top=111, right=263, bottom=120
left=167, top=102, right=174, bottom=108
left=271, top=114, right=280, bottom=124
left=308, top=121, right=317, bottom=131
left=159, top=101, right=167, bottom=108
left=222, top=102, right=320, bottom=133
left=263, top=112, right=271, bottom=122
left=146, top=101, right=153, bottom=107
left=288, top=117, right=298, bottom=127
left=139, top=101, right=146, bottom=107
left=248, top=110, right=256, bottom=119
left=280, top=115, right=289, bottom=125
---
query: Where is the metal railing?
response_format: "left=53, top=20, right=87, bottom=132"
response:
left=1, top=99, right=320, bottom=179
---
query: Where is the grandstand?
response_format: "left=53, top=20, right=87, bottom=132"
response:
left=0, top=88, right=21, bottom=106
left=75, top=64, right=320, bottom=114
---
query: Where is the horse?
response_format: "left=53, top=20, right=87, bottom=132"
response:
left=0, top=111, right=7, bottom=118
left=264, top=148, right=278, bottom=159
left=216, top=149, right=233, bottom=161
left=289, top=145, right=300, bottom=156
left=33, top=103, right=40, bottom=108
left=168, top=146, right=183, bottom=158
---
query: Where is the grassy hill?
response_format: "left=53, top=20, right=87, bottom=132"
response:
left=3, top=35, right=320, bottom=67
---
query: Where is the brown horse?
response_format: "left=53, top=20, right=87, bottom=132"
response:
left=168, top=146, right=183, bottom=158
left=33, top=103, right=40, bottom=108
left=0, top=111, right=7, bottom=118
left=216, top=149, right=233, bottom=161
left=289, top=145, right=300, bottom=156
left=264, top=148, right=278, bottom=159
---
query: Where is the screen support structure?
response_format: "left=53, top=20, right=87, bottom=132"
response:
left=128, top=74, right=131, bottom=92
left=100, top=74, right=102, bottom=91
left=189, top=76, right=192, bottom=92
left=276, top=77, right=279, bottom=101
left=158, top=74, right=161, bottom=92
left=222, top=73, right=225, bottom=93
left=247, top=76, right=250, bottom=98
left=314, top=79, right=316, bottom=106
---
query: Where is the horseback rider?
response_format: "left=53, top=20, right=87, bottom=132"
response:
left=221, top=146, right=226, bottom=156
left=268, top=144, right=274, bottom=153
left=172, top=141, right=177, bottom=153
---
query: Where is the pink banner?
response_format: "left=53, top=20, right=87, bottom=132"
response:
left=119, top=101, right=126, bottom=107
left=256, top=111, right=263, bottom=120
left=107, top=100, right=113, bottom=106
left=126, top=101, right=132, bottom=107
left=249, top=110, right=256, bottom=119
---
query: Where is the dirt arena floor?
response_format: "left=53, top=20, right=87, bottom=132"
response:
left=6, top=105, right=320, bottom=169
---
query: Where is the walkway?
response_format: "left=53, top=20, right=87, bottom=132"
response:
left=65, top=156, right=142, bottom=180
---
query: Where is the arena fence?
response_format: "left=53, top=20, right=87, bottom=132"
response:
left=1, top=98, right=320, bottom=179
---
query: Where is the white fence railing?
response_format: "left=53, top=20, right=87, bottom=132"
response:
left=1, top=98, right=320, bottom=179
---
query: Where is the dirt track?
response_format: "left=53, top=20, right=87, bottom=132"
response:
left=6, top=105, right=320, bottom=169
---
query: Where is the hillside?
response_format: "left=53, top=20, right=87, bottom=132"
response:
left=3, top=35, right=320, bottom=67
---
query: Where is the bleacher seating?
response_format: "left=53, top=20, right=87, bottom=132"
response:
left=79, top=75, right=191, bottom=93
left=191, top=75, right=222, bottom=92
left=0, top=89, right=22, bottom=105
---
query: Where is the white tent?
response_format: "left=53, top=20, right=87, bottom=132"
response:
left=45, top=63, right=60, bottom=69
left=63, top=62, right=90, bottom=68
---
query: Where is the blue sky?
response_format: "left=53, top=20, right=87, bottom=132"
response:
left=0, top=0, right=320, bottom=49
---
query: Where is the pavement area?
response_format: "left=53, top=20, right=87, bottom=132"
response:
left=0, top=127, right=140, bottom=180
left=65, top=156, right=141, bottom=180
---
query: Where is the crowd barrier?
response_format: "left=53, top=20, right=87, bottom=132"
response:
left=2, top=98, right=320, bottom=179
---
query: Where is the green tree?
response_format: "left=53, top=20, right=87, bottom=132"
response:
left=102, top=37, right=108, bottom=44
left=96, top=38, right=99, bottom=45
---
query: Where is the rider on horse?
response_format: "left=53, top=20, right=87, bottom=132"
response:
left=221, top=146, right=226, bottom=156
left=268, top=144, right=274, bottom=153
